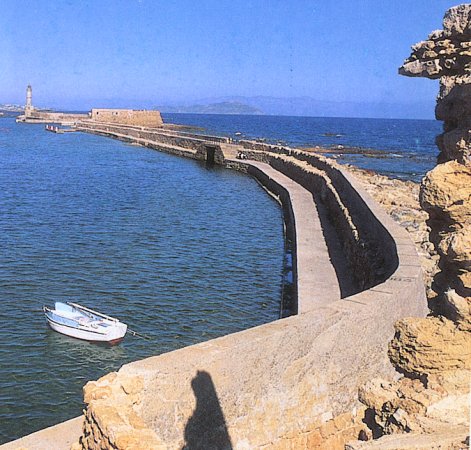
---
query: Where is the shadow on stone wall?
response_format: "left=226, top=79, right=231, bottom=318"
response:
left=182, top=370, right=233, bottom=450
left=314, top=197, right=358, bottom=298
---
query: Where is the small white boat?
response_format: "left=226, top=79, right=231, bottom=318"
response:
left=43, top=302, right=128, bottom=344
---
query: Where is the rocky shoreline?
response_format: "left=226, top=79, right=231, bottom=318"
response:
left=345, top=6, right=471, bottom=448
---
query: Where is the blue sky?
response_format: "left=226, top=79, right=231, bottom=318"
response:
left=0, top=0, right=461, bottom=118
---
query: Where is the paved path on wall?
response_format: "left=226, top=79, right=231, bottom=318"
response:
left=240, top=159, right=341, bottom=312
left=0, top=417, right=83, bottom=450
left=76, top=124, right=200, bottom=157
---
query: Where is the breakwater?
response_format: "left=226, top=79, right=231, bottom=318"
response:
left=74, top=121, right=427, bottom=449
left=3, top=120, right=427, bottom=449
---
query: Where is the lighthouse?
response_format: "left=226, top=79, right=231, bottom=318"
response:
left=25, top=85, right=33, bottom=117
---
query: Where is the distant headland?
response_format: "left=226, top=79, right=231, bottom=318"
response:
left=157, top=101, right=263, bottom=115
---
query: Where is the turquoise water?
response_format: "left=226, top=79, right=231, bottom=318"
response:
left=0, top=118, right=284, bottom=443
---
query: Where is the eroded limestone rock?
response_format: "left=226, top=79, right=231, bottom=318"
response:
left=74, top=372, right=167, bottom=450
left=358, top=368, right=470, bottom=436
left=420, top=161, right=471, bottom=226
left=443, top=289, right=471, bottom=330
left=355, top=4, right=471, bottom=448
left=388, top=316, right=471, bottom=377
left=398, top=3, right=471, bottom=349
left=400, top=4, right=471, bottom=327
left=443, top=4, right=471, bottom=36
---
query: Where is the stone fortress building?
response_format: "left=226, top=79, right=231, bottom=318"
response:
left=16, top=85, right=163, bottom=128
left=90, top=108, right=163, bottom=128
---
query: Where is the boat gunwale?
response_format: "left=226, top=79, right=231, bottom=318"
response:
left=43, top=304, right=127, bottom=341
left=44, top=312, right=110, bottom=336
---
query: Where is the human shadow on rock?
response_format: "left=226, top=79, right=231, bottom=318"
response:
left=182, top=370, right=233, bottom=450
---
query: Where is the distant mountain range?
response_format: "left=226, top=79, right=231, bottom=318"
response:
left=0, top=104, right=24, bottom=113
left=0, top=96, right=434, bottom=120
left=157, top=96, right=434, bottom=119
left=157, top=101, right=263, bottom=115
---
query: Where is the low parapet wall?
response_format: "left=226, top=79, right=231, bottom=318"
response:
left=267, top=154, right=398, bottom=293
left=16, top=111, right=89, bottom=124
left=239, top=140, right=402, bottom=291
left=246, top=162, right=342, bottom=313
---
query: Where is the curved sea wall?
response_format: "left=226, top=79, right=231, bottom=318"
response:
left=76, top=121, right=230, bottom=160
left=63, top=122, right=427, bottom=450
left=1, top=121, right=427, bottom=449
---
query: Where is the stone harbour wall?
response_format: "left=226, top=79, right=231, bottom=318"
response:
left=233, top=144, right=399, bottom=293
left=267, top=154, right=398, bottom=293
left=77, top=274, right=425, bottom=449
left=16, top=110, right=89, bottom=124
left=2, top=120, right=429, bottom=449
left=76, top=121, right=229, bottom=162
left=63, top=125, right=427, bottom=449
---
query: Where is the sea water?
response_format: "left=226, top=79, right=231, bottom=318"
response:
left=163, top=113, right=442, bottom=181
left=0, top=113, right=441, bottom=443
left=0, top=118, right=284, bottom=443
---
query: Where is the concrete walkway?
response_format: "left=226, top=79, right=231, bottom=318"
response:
left=0, top=417, right=83, bottom=450
left=242, top=159, right=341, bottom=312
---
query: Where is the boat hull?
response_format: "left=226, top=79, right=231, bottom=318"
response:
left=44, top=307, right=127, bottom=344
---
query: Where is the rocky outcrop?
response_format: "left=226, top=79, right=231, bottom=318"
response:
left=358, top=373, right=470, bottom=434
left=72, top=373, right=166, bottom=450
left=352, top=4, right=471, bottom=448
left=388, top=316, right=471, bottom=377
left=420, top=161, right=471, bottom=325
left=398, top=2, right=471, bottom=358
left=399, top=4, right=471, bottom=82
